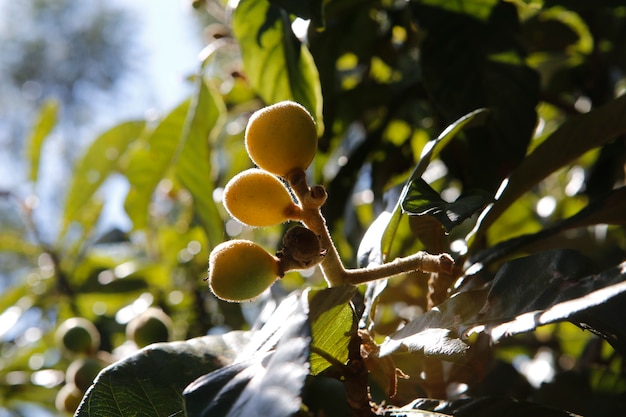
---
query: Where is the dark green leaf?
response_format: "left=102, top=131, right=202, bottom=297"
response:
left=468, top=94, right=626, bottom=247
left=417, top=2, right=539, bottom=193
left=417, top=0, right=499, bottom=22
left=380, top=250, right=626, bottom=358
left=401, top=178, right=491, bottom=232
left=76, top=332, right=249, bottom=417
left=27, top=99, right=59, bottom=183
left=183, top=293, right=310, bottom=417
left=232, top=0, right=323, bottom=125
left=381, top=108, right=490, bottom=260
left=469, top=186, right=626, bottom=267
left=385, top=397, right=581, bottom=417
left=379, top=290, right=483, bottom=359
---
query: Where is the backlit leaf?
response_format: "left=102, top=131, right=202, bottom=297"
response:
left=26, top=99, right=59, bottom=183
left=232, top=0, right=323, bottom=127
left=62, top=120, right=144, bottom=237
left=176, top=79, right=225, bottom=247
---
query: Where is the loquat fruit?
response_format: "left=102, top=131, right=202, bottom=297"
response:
left=223, top=168, right=300, bottom=227
left=208, top=240, right=280, bottom=302
left=55, top=317, right=100, bottom=356
left=245, top=101, right=317, bottom=177
left=126, top=307, right=173, bottom=348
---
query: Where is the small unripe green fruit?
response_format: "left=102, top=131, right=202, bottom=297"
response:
left=55, top=383, right=84, bottom=413
left=208, top=240, right=280, bottom=302
left=66, top=357, right=105, bottom=391
left=223, top=168, right=300, bottom=227
left=55, top=318, right=100, bottom=356
left=126, top=308, right=173, bottom=348
left=245, top=101, right=318, bottom=178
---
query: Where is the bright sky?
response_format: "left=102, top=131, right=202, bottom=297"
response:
left=105, top=0, right=204, bottom=119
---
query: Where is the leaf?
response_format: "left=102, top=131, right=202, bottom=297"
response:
left=385, top=397, right=581, bottom=417
left=0, top=232, right=41, bottom=256
left=183, top=292, right=310, bottom=417
left=378, top=290, right=483, bottom=359
left=269, top=0, right=324, bottom=26
left=176, top=79, right=225, bottom=247
left=379, top=250, right=626, bottom=358
left=123, top=101, right=190, bottom=230
left=418, top=2, right=540, bottom=193
left=468, top=94, right=626, bottom=247
left=418, top=0, right=499, bottom=22
left=381, top=108, right=490, bottom=260
left=232, top=0, right=323, bottom=126
left=236, top=292, right=308, bottom=360
left=308, top=286, right=356, bottom=375
left=401, top=178, right=491, bottom=232
left=76, top=332, right=250, bottom=417
left=62, top=121, right=145, bottom=236
left=469, top=186, right=626, bottom=268
left=26, top=99, right=59, bottom=183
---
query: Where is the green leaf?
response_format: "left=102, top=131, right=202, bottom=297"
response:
left=308, top=286, right=356, bottom=375
left=76, top=333, right=249, bottom=417
left=418, top=0, right=499, bottom=22
left=470, top=186, right=626, bottom=268
left=269, top=0, right=324, bottom=26
left=62, top=121, right=145, bottom=236
left=176, top=80, right=225, bottom=247
left=0, top=232, right=41, bottom=256
left=123, top=101, right=190, bottom=230
left=381, top=108, right=490, bottom=260
left=232, top=0, right=323, bottom=125
left=183, top=293, right=310, bottom=417
left=380, top=250, right=626, bottom=358
left=401, top=178, right=491, bottom=233
left=379, top=290, right=483, bottom=359
left=417, top=2, right=539, bottom=193
left=387, top=397, right=580, bottom=417
left=26, top=99, right=59, bottom=183
left=468, top=94, right=626, bottom=247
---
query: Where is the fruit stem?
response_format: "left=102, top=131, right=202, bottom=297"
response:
left=344, top=252, right=454, bottom=285
left=287, top=169, right=349, bottom=287
left=287, top=169, right=455, bottom=287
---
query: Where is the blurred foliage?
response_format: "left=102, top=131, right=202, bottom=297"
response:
left=1, top=0, right=626, bottom=416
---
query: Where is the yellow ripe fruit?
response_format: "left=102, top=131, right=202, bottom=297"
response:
left=245, top=101, right=317, bottom=177
left=223, top=168, right=300, bottom=227
left=208, top=240, right=280, bottom=302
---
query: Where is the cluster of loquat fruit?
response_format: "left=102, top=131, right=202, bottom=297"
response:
left=208, top=101, right=323, bottom=302
left=208, top=100, right=455, bottom=303
left=54, top=308, right=173, bottom=414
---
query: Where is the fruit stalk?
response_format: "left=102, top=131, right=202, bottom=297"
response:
left=287, top=169, right=349, bottom=287
left=344, top=252, right=454, bottom=285
left=287, top=169, right=455, bottom=287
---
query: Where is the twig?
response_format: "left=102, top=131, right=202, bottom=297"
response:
left=286, top=169, right=454, bottom=288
